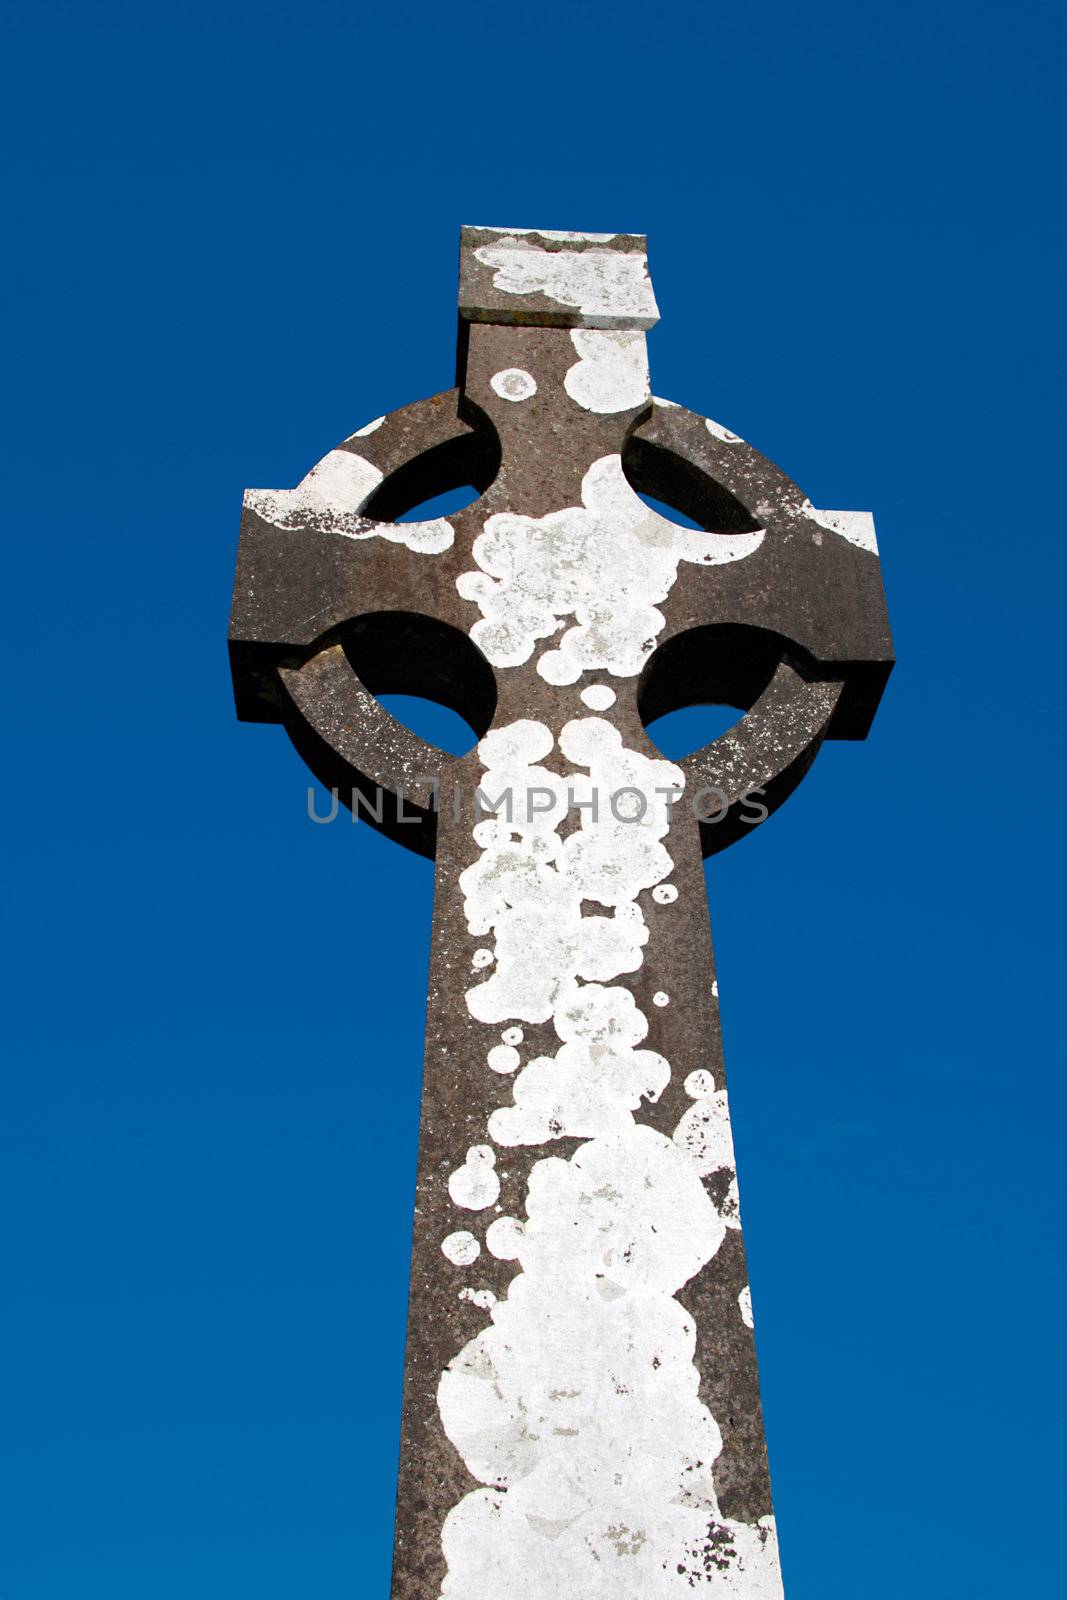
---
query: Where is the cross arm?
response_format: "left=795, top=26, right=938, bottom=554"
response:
left=629, top=401, right=894, bottom=740
left=228, top=388, right=496, bottom=723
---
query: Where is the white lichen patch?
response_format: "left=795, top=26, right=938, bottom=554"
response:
left=472, top=948, right=494, bottom=969
left=245, top=448, right=453, bottom=554
left=652, top=883, right=678, bottom=905
left=490, top=984, right=671, bottom=1147
left=803, top=501, right=878, bottom=554
left=456, top=455, right=764, bottom=685
left=564, top=329, right=650, bottom=413
left=448, top=1146, right=501, bottom=1211
left=751, top=493, right=878, bottom=555
left=501, top=1026, right=524, bottom=1047
left=739, top=1285, right=754, bottom=1330
left=706, top=416, right=744, bottom=444
left=488, top=1044, right=521, bottom=1075
left=438, top=1126, right=783, bottom=1597
left=473, top=242, right=659, bottom=327
left=461, top=718, right=682, bottom=1045
left=580, top=684, right=616, bottom=711
left=653, top=991, right=670, bottom=1007
left=673, top=1071, right=736, bottom=1177
left=442, top=1231, right=481, bottom=1267
left=459, top=1287, right=497, bottom=1310
left=475, top=227, right=621, bottom=243
left=485, top=1215, right=525, bottom=1260
left=491, top=367, right=538, bottom=402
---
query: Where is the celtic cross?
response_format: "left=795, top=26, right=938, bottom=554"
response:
left=229, top=225, right=893, bottom=1598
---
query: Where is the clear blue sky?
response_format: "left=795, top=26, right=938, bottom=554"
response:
left=2, top=1, right=1064, bottom=1595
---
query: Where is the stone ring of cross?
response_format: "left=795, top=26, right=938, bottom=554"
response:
left=230, top=227, right=893, bottom=1600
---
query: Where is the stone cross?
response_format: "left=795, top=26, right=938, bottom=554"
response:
left=229, top=226, right=893, bottom=1599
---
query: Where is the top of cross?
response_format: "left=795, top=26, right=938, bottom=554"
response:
left=459, top=225, right=660, bottom=329
left=230, top=224, right=893, bottom=859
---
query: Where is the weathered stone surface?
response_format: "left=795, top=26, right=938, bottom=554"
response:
left=229, top=225, right=893, bottom=1598
left=458, top=226, right=660, bottom=329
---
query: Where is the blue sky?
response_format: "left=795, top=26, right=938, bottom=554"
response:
left=2, top=0, right=1064, bottom=1595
